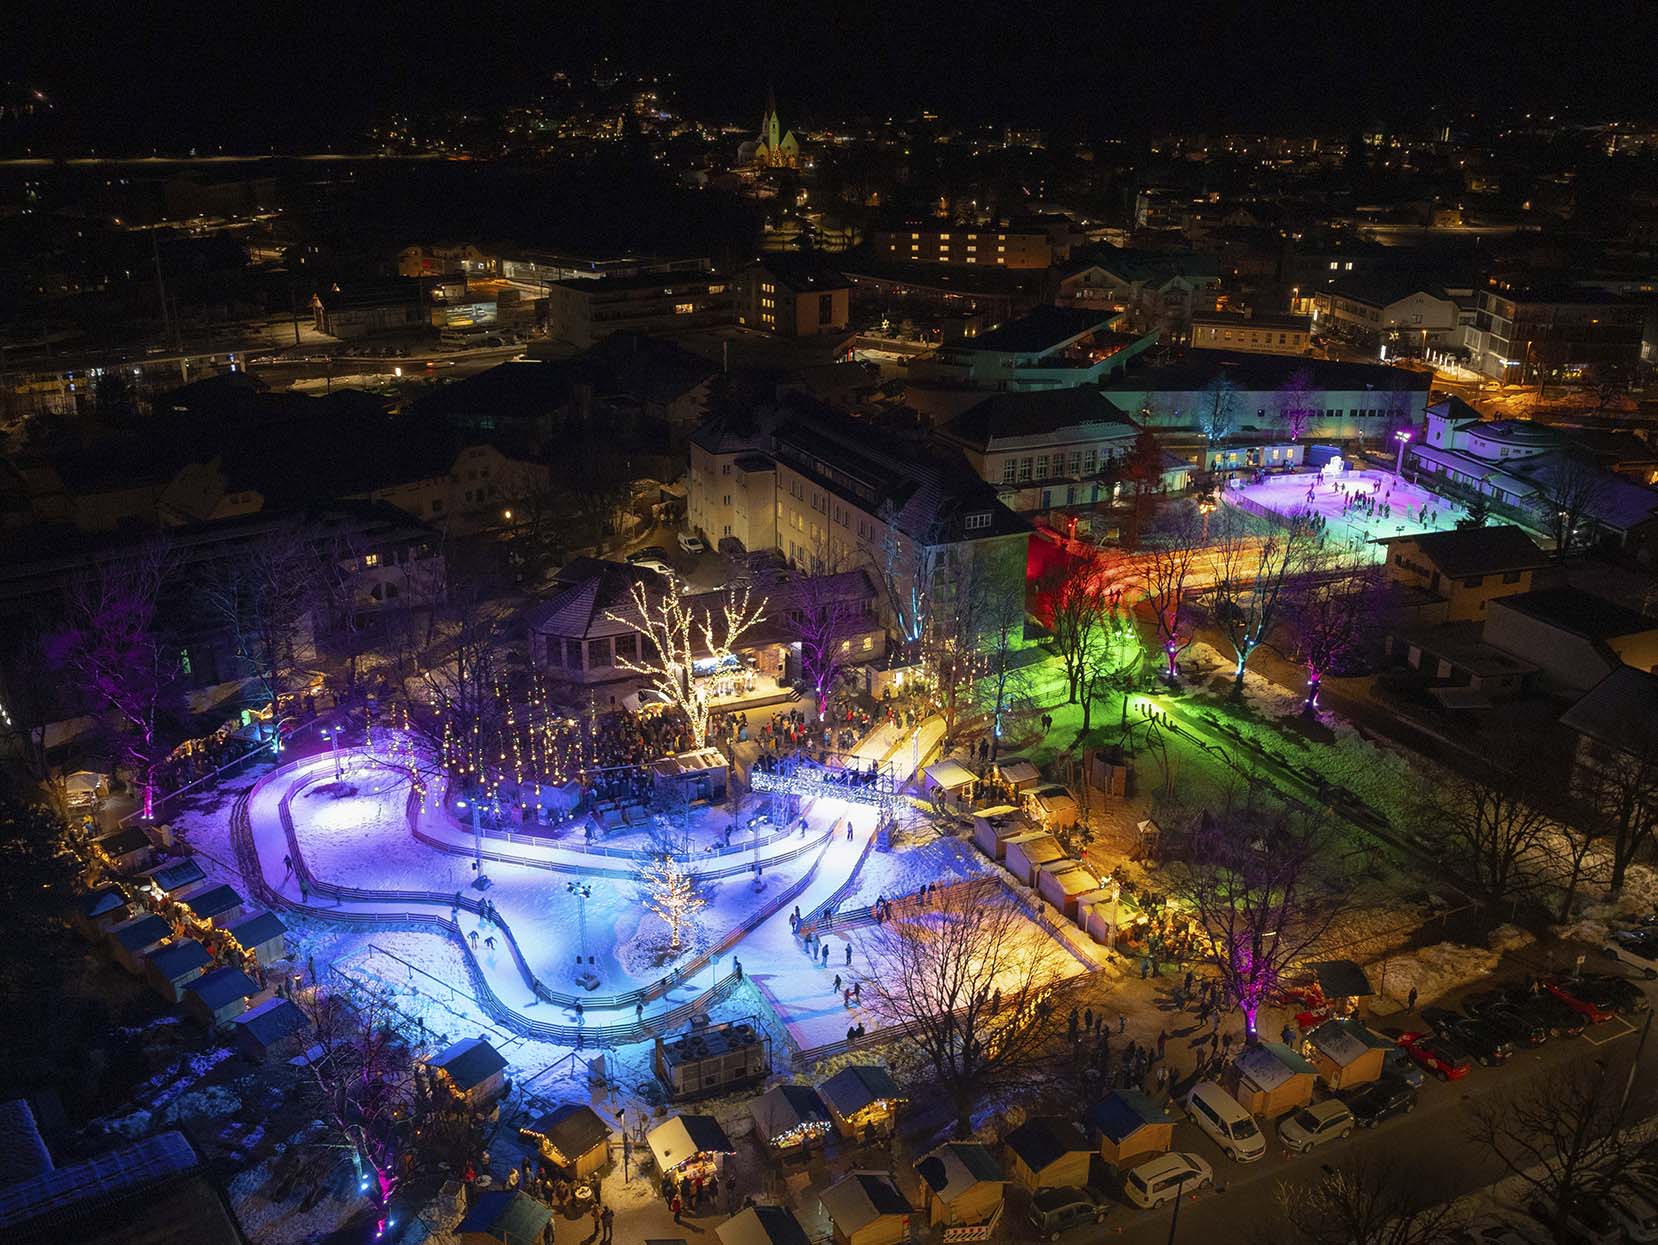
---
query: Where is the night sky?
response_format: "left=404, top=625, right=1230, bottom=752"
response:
left=11, top=0, right=1658, bottom=152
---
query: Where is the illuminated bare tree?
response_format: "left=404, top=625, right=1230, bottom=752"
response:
left=48, top=543, right=184, bottom=820
left=976, top=578, right=1032, bottom=763
left=1137, top=502, right=1203, bottom=683
left=1535, top=452, right=1610, bottom=557
left=637, top=852, right=709, bottom=952
left=607, top=578, right=765, bottom=750
left=1174, top=803, right=1348, bottom=1037
left=861, top=878, right=1074, bottom=1134
left=1413, top=761, right=1554, bottom=909
left=787, top=567, right=869, bottom=718
left=1283, top=548, right=1380, bottom=715
left=1036, top=558, right=1105, bottom=705
left=1278, top=367, right=1320, bottom=442
left=1209, top=508, right=1312, bottom=695
left=197, top=524, right=320, bottom=713
left=1201, top=373, right=1240, bottom=445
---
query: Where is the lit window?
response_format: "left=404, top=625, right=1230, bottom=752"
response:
left=674, top=302, right=695, bottom=315
left=364, top=553, right=381, bottom=568
left=910, top=232, right=920, bottom=240
left=1330, top=261, right=1339, bottom=270
left=939, top=233, right=950, bottom=240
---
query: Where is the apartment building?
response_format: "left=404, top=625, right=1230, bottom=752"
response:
left=1462, top=285, right=1648, bottom=383
left=1190, top=310, right=1312, bottom=355
left=735, top=254, right=851, bottom=338
left=543, top=271, right=733, bottom=349
left=871, top=221, right=1053, bottom=269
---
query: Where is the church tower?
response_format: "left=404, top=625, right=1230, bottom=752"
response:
left=763, top=84, right=781, bottom=153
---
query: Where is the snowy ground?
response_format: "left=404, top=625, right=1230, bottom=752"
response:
left=1230, top=467, right=1470, bottom=557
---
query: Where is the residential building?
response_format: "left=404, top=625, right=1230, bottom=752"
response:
left=1376, top=526, right=1549, bottom=622
left=1055, top=249, right=1222, bottom=340
left=1311, top=278, right=1469, bottom=354
left=396, top=243, right=496, bottom=278
left=870, top=220, right=1053, bottom=269
left=1412, top=399, right=1658, bottom=551
left=736, top=254, right=851, bottom=338
left=1462, top=284, right=1648, bottom=384
left=937, top=387, right=1141, bottom=513
left=543, top=271, right=733, bottom=349
left=1190, top=310, right=1312, bottom=355
left=1103, top=353, right=1431, bottom=441
left=688, top=411, right=775, bottom=552
left=841, top=258, right=1049, bottom=326
left=1484, top=589, right=1658, bottom=694
left=310, top=280, right=428, bottom=339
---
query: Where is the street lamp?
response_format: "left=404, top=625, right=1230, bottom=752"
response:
left=567, top=880, right=593, bottom=976
left=455, top=797, right=489, bottom=889
left=1392, top=428, right=1413, bottom=479
left=319, top=725, right=343, bottom=779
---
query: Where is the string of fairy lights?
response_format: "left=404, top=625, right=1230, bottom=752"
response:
left=413, top=674, right=588, bottom=816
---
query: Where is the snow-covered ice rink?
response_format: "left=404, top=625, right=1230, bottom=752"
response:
left=1229, top=468, right=1471, bottom=556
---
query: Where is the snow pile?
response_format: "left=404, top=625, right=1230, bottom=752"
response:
left=160, top=1084, right=241, bottom=1126
left=100, top=1109, right=152, bottom=1140
left=1486, top=924, right=1535, bottom=955
left=229, top=1127, right=363, bottom=1245
left=1369, top=941, right=1500, bottom=1007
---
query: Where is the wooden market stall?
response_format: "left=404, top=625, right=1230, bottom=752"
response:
left=73, top=887, right=130, bottom=941
left=456, top=1190, right=554, bottom=1245
left=1305, top=1019, right=1389, bottom=1091
left=1003, top=1116, right=1091, bottom=1192
left=519, top=1104, right=613, bottom=1180
left=224, top=911, right=288, bottom=968
left=1227, top=1041, right=1318, bottom=1118
left=913, top=1140, right=1006, bottom=1229
left=971, top=806, right=1034, bottom=861
left=1075, top=887, right=1123, bottom=946
left=717, top=1204, right=812, bottom=1245
left=425, top=1037, right=510, bottom=1109
left=818, top=1065, right=906, bottom=1141
left=106, top=914, right=171, bottom=975
left=1085, top=1090, right=1177, bottom=1167
left=183, top=966, right=263, bottom=1030
left=90, top=827, right=154, bottom=875
left=646, top=1114, right=734, bottom=1187
left=138, top=858, right=207, bottom=899
left=922, top=761, right=977, bottom=811
left=995, top=759, right=1041, bottom=793
left=231, top=997, right=311, bottom=1063
left=820, top=1171, right=913, bottom=1245
left=652, top=747, right=730, bottom=804
left=143, top=938, right=213, bottom=1004
left=750, top=1083, right=832, bottom=1155
left=1037, top=861, right=1098, bottom=918
left=177, top=883, right=247, bottom=930
left=1025, top=784, right=1080, bottom=833
left=1002, top=833, right=1065, bottom=887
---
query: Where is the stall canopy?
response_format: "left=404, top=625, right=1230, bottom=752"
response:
left=1085, top=1090, right=1177, bottom=1148
left=820, top=1171, right=912, bottom=1236
left=819, top=1066, right=904, bottom=1118
left=922, top=761, right=977, bottom=793
left=914, top=1141, right=1004, bottom=1204
left=1310, top=960, right=1375, bottom=1000
left=647, top=1114, right=734, bottom=1173
left=995, top=760, right=1040, bottom=790
left=521, top=1104, right=612, bottom=1170
left=751, top=1084, right=832, bottom=1145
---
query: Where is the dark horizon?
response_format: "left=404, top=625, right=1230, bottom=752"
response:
left=11, top=1, right=1658, bottom=154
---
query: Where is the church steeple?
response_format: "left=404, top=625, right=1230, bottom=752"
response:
left=763, top=82, right=781, bottom=153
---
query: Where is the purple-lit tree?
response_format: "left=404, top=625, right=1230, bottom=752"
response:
left=1283, top=548, right=1381, bottom=715
left=786, top=566, right=867, bottom=718
left=1176, top=804, right=1347, bottom=1038
left=1279, top=367, right=1321, bottom=442
left=48, top=544, right=184, bottom=821
left=1136, top=501, right=1203, bottom=683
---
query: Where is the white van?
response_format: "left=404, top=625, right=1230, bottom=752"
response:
left=1122, top=1152, right=1213, bottom=1209
left=1185, top=1080, right=1267, bottom=1162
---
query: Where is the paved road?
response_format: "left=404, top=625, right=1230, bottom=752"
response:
left=1104, top=978, right=1656, bottom=1243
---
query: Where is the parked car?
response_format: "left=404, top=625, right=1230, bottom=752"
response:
left=1340, top=1076, right=1417, bottom=1128
left=677, top=532, right=706, bottom=555
left=630, top=557, right=675, bottom=580
left=1122, top=1153, right=1214, bottom=1210
left=626, top=546, right=672, bottom=564
left=1541, top=978, right=1618, bottom=1024
left=1184, top=1081, right=1266, bottom=1162
left=1028, top=1187, right=1109, bottom=1240
left=1278, top=1101, right=1355, bottom=1153
left=1476, top=1003, right=1549, bottom=1048
left=1464, top=985, right=1586, bottom=1038
left=1568, top=973, right=1649, bottom=1015
left=1397, top=1030, right=1472, bottom=1081
left=1381, top=1046, right=1425, bottom=1088
left=1436, top=1017, right=1514, bottom=1067
left=1525, top=1194, right=1621, bottom=1244
left=1603, top=929, right=1658, bottom=979
left=1605, top=1187, right=1658, bottom=1243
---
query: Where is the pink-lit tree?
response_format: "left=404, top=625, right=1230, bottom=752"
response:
left=1136, top=501, right=1204, bottom=683
left=1283, top=548, right=1381, bottom=715
left=1279, top=367, right=1321, bottom=442
left=1209, top=507, right=1314, bottom=695
left=1176, top=803, right=1348, bottom=1038
left=49, top=544, right=184, bottom=821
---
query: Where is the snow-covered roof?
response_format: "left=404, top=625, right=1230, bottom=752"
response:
left=429, top=1037, right=507, bottom=1092
left=1233, top=1041, right=1317, bottom=1092
left=750, top=1084, right=831, bottom=1142
left=647, top=1115, right=734, bottom=1171
left=818, top=1065, right=904, bottom=1115
left=232, top=997, right=309, bottom=1048
left=924, top=760, right=977, bottom=790
left=820, top=1171, right=911, bottom=1233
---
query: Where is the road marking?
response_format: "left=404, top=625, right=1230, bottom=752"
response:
left=1583, top=1015, right=1636, bottom=1045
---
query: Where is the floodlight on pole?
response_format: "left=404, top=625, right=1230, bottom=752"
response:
left=1393, top=428, right=1413, bottom=478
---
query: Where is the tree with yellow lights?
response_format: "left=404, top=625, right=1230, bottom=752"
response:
left=606, top=577, right=765, bottom=751
left=638, top=852, right=707, bottom=952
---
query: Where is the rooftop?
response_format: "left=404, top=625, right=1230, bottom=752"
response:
left=1004, top=1116, right=1089, bottom=1172
left=821, top=1171, right=911, bottom=1232
left=144, top=939, right=212, bottom=981
left=232, top=997, right=309, bottom=1047
left=1490, top=588, right=1656, bottom=640
left=818, top=1065, right=904, bottom=1115
left=1103, top=351, right=1432, bottom=396
left=1190, top=309, right=1311, bottom=331
left=183, top=966, right=259, bottom=1011
left=430, top=1037, right=508, bottom=1092
left=914, top=1141, right=1004, bottom=1198
left=943, top=387, right=1138, bottom=449
left=1084, top=1090, right=1177, bottom=1143
left=752, top=252, right=850, bottom=293
left=1376, top=525, right=1548, bottom=577
left=523, top=1104, right=612, bottom=1163
left=953, top=306, right=1120, bottom=356
left=1561, top=666, right=1658, bottom=756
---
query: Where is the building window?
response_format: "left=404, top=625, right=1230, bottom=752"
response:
left=1018, top=457, right=1033, bottom=482
left=964, top=512, right=992, bottom=530
left=674, top=303, right=695, bottom=315
left=363, top=553, right=381, bottom=568
left=1083, top=449, right=1098, bottom=474
left=1067, top=451, right=1082, bottom=476
left=615, top=633, right=637, bottom=661
left=1035, top=454, right=1050, bottom=479
left=1002, top=459, right=1017, bottom=484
